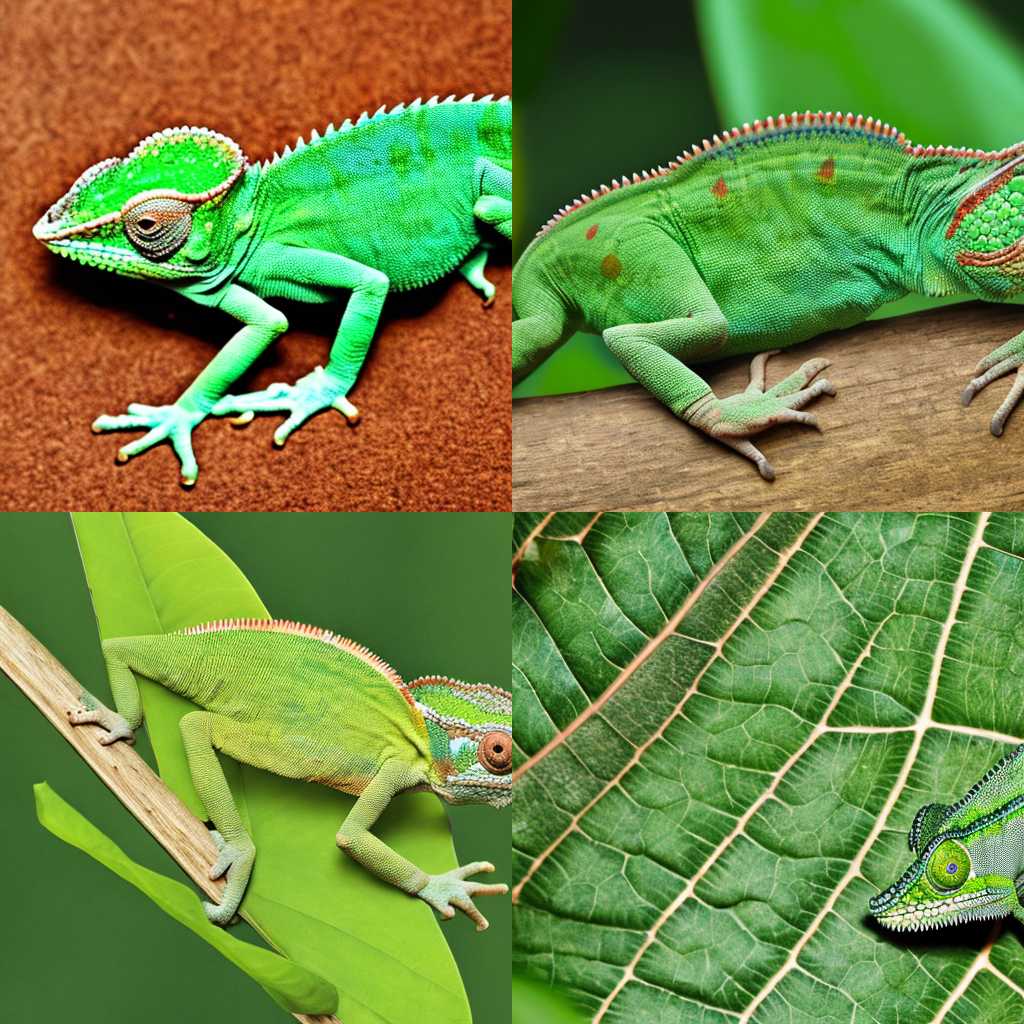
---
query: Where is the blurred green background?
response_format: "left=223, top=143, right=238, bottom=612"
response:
left=0, top=513, right=509, bottom=1023
left=513, top=0, right=1024, bottom=398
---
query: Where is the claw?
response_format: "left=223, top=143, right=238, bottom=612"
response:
left=92, top=401, right=205, bottom=484
left=211, top=367, right=357, bottom=440
left=686, top=352, right=836, bottom=480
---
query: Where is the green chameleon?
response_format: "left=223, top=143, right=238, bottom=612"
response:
left=34, top=95, right=512, bottom=486
left=870, top=744, right=1024, bottom=932
left=512, top=110, right=1024, bottom=480
left=69, top=617, right=512, bottom=929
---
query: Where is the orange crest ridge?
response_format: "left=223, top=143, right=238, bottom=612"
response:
left=535, top=110, right=1024, bottom=237
left=180, top=617, right=414, bottom=707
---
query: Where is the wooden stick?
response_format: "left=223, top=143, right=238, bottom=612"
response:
left=0, top=606, right=340, bottom=1024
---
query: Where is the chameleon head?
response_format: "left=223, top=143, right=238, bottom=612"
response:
left=409, top=676, right=512, bottom=809
left=868, top=806, right=1019, bottom=931
left=32, top=127, right=247, bottom=280
left=944, top=155, right=1024, bottom=296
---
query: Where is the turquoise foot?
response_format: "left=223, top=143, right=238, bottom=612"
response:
left=211, top=365, right=359, bottom=447
left=460, top=246, right=496, bottom=306
left=686, top=350, right=836, bottom=481
left=92, top=401, right=206, bottom=487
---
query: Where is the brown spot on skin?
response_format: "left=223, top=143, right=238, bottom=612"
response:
left=601, top=253, right=622, bottom=279
left=817, top=157, right=835, bottom=182
left=586, top=224, right=599, bottom=240
left=711, top=176, right=728, bottom=198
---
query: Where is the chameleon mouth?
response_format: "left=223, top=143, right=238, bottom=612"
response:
left=872, top=887, right=1011, bottom=931
left=36, top=236, right=192, bottom=279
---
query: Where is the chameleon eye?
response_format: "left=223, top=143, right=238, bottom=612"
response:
left=926, top=839, right=971, bottom=891
left=478, top=731, right=511, bottom=775
left=123, top=197, right=193, bottom=260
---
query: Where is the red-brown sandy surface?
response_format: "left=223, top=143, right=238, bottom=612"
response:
left=1, top=0, right=511, bottom=510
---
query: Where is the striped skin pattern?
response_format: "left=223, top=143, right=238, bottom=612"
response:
left=512, top=110, right=1024, bottom=480
left=34, top=95, right=512, bottom=485
left=71, top=618, right=511, bottom=928
left=870, top=744, right=1024, bottom=932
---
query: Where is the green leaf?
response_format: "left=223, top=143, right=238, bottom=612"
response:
left=513, top=512, right=1024, bottom=1022
left=33, top=782, right=337, bottom=1015
left=71, top=512, right=469, bottom=1024
left=512, top=973, right=589, bottom=1024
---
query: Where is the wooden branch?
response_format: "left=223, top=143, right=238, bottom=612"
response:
left=0, top=606, right=339, bottom=1024
left=513, top=302, right=1024, bottom=510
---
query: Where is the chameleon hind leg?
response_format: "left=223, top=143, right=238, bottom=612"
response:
left=600, top=233, right=835, bottom=480
left=961, top=328, right=1024, bottom=436
left=473, top=158, right=511, bottom=241
left=179, top=711, right=257, bottom=925
left=68, top=643, right=144, bottom=744
left=460, top=245, right=497, bottom=305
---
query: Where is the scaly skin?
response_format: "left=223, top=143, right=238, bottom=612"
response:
left=513, top=110, right=1024, bottom=479
left=870, top=744, right=1024, bottom=932
left=34, top=95, right=512, bottom=486
left=68, top=618, right=512, bottom=929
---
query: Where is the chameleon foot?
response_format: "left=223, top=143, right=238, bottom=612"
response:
left=202, top=829, right=255, bottom=926
left=92, top=401, right=207, bottom=486
left=961, top=335, right=1024, bottom=436
left=211, top=365, right=359, bottom=446
left=68, top=690, right=135, bottom=745
left=415, top=861, right=508, bottom=932
left=459, top=246, right=496, bottom=306
left=685, top=350, right=836, bottom=481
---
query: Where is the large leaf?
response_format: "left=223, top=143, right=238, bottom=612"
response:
left=72, top=512, right=469, bottom=1024
left=513, top=512, right=1024, bottom=1022
left=513, top=0, right=1024, bottom=399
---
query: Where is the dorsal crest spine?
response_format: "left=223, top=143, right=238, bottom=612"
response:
left=180, top=617, right=414, bottom=707
left=536, top=110, right=1024, bottom=237
left=263, top=93, right=510, bottom=168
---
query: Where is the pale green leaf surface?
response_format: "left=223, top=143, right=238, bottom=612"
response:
left=512, top=974, right=589, bottom=1024
left=70, top=512, right=469, bottom=1024
left=513, top=512, right=1024, bottom=1023
left=33, top=782, right=337, bottom=1015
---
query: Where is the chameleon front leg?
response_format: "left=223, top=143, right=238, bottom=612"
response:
left=212, top=247, right=386, bottom=446
left=601, top=245, right=835, bottom=480
left=91, top=284, right=288, bottom=486
left=961, top=328, right=1024, bottom=435
left=336, top=761, right=508, bottom=931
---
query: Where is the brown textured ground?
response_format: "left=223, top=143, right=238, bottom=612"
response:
left=1, top=0, right=510, bottom=511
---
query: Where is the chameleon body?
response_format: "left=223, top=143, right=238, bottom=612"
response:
left=69, top=618, right=512, bottom=928
left=870, top=744, right=1024, bottom=932
left=512, top=110, right=1024, bottom=479
left=34, top=95, right=512, bottom=485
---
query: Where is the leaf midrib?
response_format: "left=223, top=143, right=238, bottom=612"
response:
left=512, top=512, right=771, bottom=785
